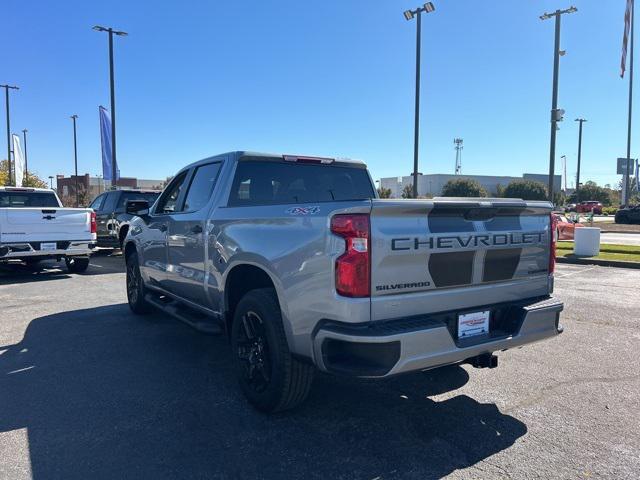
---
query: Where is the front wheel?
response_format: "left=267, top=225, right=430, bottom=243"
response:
left=65, top=256, right=90, bottom=273
left=231, top=288, right=314, bottom=413
left=126, top=251, right=152, bottom=314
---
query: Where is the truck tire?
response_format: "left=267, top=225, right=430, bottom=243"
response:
left=65, top=256, right=90, bottom=273
left=125, top=251, right=152, bottom=314
left=231, top=288, right=314, bottom=413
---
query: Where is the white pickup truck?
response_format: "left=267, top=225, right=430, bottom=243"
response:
left=0, top=187, right=97, bottom=272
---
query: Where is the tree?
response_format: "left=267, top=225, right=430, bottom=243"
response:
left=501, top=180, right=548, bottom=200
left=441, top=178, right=487, bottom=198
left=569, top=180, right=613, bottom=206
left=401, top=184, right=413, bottom=199
left=0, top=159, right=48, bottom=188
left=377, top=186, right=392, bottom=198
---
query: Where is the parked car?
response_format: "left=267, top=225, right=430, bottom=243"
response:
left=576, top=201, right=603, bottom=214
left=122, top=151, right=563, bottom=413
left=0, top=187, right=96, bottom=272
left=615, top=204, right=640, bottom=224
left=89, top=189, right=160, bottom=248
left=553, top=213, right=583, bottom=240
left=565, top=203, right=577, bottom=212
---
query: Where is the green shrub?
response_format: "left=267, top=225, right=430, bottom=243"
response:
left=502, top=180, right=548, bottom=201
left=441, top=178, right=488, bottom=198
left=602, top=206, right=618, bottom=216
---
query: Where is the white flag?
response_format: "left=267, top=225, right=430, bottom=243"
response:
left=12, top=134, right=25, bottom=187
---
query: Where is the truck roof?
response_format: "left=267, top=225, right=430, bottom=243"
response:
left=182, top=151, right=367, bottom=172
left=0, top=187, right=55, bottom=193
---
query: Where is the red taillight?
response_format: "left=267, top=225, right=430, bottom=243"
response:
left=331, top=214, right=370, bottom=297
left=90, top=211, right=97, bottom=234
left=549, top=213, right=557, bottom=274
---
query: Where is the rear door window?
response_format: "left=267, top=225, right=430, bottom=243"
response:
left=183, top=163, right=222, bottom=212
left=0, top=192, right=60, bottom=208
left=117, top=192, right=160, bottom=211
left=228, top=160, right=374, bottom=206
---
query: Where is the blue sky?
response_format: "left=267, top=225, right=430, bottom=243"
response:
left=0, top=0, right=634, bottom=188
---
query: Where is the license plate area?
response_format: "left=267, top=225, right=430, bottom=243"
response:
left=40, top=242, right=57, bottom=251
left=458, top=310, right=490, bottom=339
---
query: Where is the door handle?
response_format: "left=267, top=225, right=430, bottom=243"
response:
left=191, top=225, right=203, bottom=234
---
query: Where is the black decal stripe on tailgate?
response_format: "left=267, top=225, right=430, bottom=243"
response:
left=428, top=208, right=475, bottom=233
left=483, top=208, right=524, bottom=232
left=428, top=251, right=474, bottom=287
left=482, top=248, right=522, bottom=282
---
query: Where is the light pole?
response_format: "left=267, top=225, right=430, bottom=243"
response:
left=575, top=118, right=587, bottom=200
left=71, top=115, right=79, bottom=206
left=48, top=175, right=54, bottom=189
left=93, top=25, right=127, bottom=189
left=22, top=129, right=28, bottom=184
left=540, top=6, right=577, bottom=203
left=1, top=84, right=19, bottom=186
left=560, top=155, right=567, bottom=191
left=404, top=2, right=436, bottom=199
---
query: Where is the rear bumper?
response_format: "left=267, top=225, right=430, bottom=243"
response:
left=312, top=297, right=563, bottom=377
left=0, top=241, right=96, bottom=260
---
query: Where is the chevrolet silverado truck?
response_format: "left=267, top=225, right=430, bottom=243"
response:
left=0, top=187, right=96, bottom=272
left=123, top=151, right=563, bottom=412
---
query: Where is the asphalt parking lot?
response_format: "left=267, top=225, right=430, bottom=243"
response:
left=1, top=255, right=639, bottom=479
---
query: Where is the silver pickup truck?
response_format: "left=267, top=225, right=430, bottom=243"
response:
left=123, top=151, right=563, bottom=412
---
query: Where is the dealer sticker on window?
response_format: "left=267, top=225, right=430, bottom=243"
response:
left=458, top=310, right=490, bottom=338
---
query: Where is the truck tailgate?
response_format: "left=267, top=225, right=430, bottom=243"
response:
left=370, top=198, right=553, bottom=321
left=0, top=208, right=93, bottom=243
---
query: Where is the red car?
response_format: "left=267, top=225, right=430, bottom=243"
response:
left=576, top=201, right=603, bottom=214
left=553, top=213, right=584, bottom=240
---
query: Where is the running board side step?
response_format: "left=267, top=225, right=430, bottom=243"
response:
left=144, top=293, right=223, bottom=335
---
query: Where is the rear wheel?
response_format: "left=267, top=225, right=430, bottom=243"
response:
left=231, top=288, right=314, bottom=413
left=65, top=256, right=90, bottom=273
left=126, top=251, right=152, bottom=314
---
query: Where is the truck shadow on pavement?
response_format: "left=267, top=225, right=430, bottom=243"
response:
left=0, top=253, right=125, bottom=285
left=0, top=304, right=527, bottom=479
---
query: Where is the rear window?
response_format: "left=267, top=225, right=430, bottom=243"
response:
left=117, top=191, right=160, bottom=210
left=228, top=160, right=375, bottom=206
left=0, top=192, right=60, bottom=208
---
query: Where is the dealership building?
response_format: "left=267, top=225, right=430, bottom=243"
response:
left=379, top=173, right=561, bottom=198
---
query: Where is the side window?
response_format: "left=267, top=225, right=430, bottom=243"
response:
left=155, top=171, right=188, bottom=214
left=90, top=194, right=105, bottom=211
left=183, top=163, right=222, bottom=212
left=102, top=192, right=118, bottom=212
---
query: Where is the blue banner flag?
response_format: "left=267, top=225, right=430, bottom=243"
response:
left=99, top=106, right=118, bottom=181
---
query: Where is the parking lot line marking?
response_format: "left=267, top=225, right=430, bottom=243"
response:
left=555, top=266, right=597, bottom=278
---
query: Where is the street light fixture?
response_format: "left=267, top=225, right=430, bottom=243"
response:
left=71, top=115, right=79, bottom=206
left=404, top=2, right=436, bottom=199
left=1, top=84, right=19, bottom=186
left=540, top=6, right=577, bottom=203
left=93, top=25, right=127, bottom=189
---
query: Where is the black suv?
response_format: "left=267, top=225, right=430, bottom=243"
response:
left=615, top=205, right=640, bottom=224
left=89, top=190, right=160, bottom=247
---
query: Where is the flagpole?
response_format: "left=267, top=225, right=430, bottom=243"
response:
left=625, top=0, right=635, bottom=205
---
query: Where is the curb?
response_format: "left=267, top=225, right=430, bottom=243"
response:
left=557, top=256, right=640, bottom=269
left=599, top=229, right=640, bottom=235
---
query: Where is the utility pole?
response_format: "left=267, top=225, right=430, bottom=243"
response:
left=454, top=138, right=463, bottom=174
left=71, top=115, right=79, bottom=206
left=404, top=2, right=436, bottom=198
left=574, top=118, right=586, bottom=200
left=540, top=6, right=577, bottom=203
left=93, top=26, right=127, bottom=189
left=1, top=84, right=19, bottom=186
left=625, top=2, right=635, bottom=205
left=22, top=129, right=28, bottom=184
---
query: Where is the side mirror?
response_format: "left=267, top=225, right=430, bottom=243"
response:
left=126, top=200, right=150, bottom=216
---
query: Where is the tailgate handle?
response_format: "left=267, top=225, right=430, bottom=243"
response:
left=464, top=208, right=497, bottom=221
left=41, top=209, right=57, bottom=214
